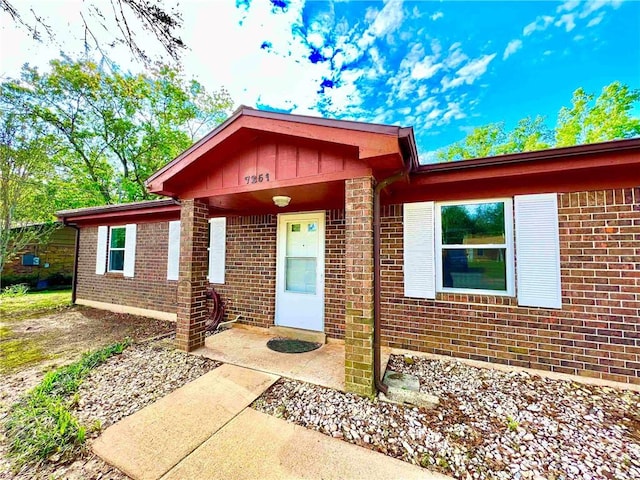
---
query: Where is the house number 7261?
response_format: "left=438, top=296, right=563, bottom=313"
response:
left=244, top=173, right=270, bottom=184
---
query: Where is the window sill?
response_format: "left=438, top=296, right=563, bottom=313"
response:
left=436, top=291, right=517, bottom=305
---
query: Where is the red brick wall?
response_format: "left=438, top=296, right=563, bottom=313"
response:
left=78, top=211, right=346, bottom=339
left=76, top=222, right=178, bottom=313
left=215, top=210, right=345, bottom=338
left=215, top=214, right=277, bottom=330
left=325, top=209, right=346, bottom=338
left=380, top=187, right=640, bottom=385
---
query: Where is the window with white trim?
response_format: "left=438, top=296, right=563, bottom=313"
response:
left=108, top=226, right=126, bottom=272
left=435, top=199, right=514, bottom=295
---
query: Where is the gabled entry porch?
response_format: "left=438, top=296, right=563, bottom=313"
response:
left=145, top=107, right=417, bottom=396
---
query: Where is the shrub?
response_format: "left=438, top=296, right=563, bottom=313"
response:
left=2, top=284, right=30, bottom=297
left=0, top=273, right=39, bottom=289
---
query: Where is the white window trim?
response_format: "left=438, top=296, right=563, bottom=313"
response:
left=435, top=198, right=515, bottom=296
left=107, top=225, right=126, bottom=273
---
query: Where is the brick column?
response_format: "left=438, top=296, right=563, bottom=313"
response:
left=176, top=199, right=209, bottom=351
left=344, top=176, right=375, bottom=397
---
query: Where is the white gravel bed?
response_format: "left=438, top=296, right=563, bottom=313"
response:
left=252, top=354, right=640, bottom=480
left=2, top=339, right=219, bottom=480
left=73, top=339, right=219, bottom=431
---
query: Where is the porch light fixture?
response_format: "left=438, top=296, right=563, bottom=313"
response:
left=272, top=195, right=291, bottom=207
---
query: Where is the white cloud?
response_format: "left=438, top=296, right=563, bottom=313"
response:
left=430, top=11, right=443, bottom=21
left=579, top=0, right=622, bottom=19
left=440, top=102, right=466, bottom=123
left=443, top=43, right=468, bottom=69
left=555, top=13, right=576, bottom=32
left=523, top=15, right=554, bottom=36
left=411, top=55, right=442, bottom=80
left=557, top=0, right=581, bottom=13
left=358, top=0, right=405, bottom=50
left=587, top=12, right=605, bottom=27
left=502, top=39, right=523, bottom=60
left=441, top=53, right=496, bottom=91
left=522, top=0, right=621, bottom=41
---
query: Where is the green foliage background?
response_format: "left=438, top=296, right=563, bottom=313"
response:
left=436, top=81, right=640, bottom=161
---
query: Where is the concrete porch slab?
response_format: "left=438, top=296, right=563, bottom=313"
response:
left=92, top=364, right=279, bottom=480
left=269, top=325, right=326, bottom=344
left=193, top=327, right=392, bottom=392
left=161, top=408, right=447, bottom=480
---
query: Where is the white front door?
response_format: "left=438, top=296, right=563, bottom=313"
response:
left=275, top=211, right=325, bottom=332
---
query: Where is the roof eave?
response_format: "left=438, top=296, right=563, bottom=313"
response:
left=56, top=199, right=180, bottom=221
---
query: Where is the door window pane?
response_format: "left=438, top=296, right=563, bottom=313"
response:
left=442, top=248, right=506, bottom=290
left=286, top=257, right=316, bottom=294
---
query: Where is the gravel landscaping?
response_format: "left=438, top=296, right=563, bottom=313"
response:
left=253, top=354, right=640, bottom=480
left=1, top=338, right=219, bottom=480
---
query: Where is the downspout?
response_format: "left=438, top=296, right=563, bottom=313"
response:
left=373, top=171, right=407, bottom=396
left=63, top=221, right=80, bottom=304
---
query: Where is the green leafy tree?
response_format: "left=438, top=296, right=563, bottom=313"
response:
left=438, top=82, right=639, bottom=161
left=556, top=81, right=640, bottom=146
left=437, top=123, right=506, bottom=161
left=0, top=112, right=58, bottom=279
left=498, top=116, right=553, bottom=154
left=2, top=57, right=234, bottom=206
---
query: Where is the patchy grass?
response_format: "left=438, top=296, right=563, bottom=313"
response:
left=0, top=290, right=72, bottom=320
left=0, top=290, right=71, bottom=373
left=0, top=338, right=51, bottom=374
left=3, top=339, right=131, bottom=468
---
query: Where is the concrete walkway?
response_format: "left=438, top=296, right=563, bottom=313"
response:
left=93, top=363, right=450, bottom=480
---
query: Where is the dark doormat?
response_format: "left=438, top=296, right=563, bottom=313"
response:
left=267, top=337, right=321, bottom=354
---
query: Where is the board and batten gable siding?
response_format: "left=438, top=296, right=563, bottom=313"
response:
left=381, top=187, right=640, bottom=385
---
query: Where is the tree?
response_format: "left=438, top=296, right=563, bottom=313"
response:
left=0, top=0, right=185, bottom=65
left=437, top=82, right=639, bottom=161
left=556, top=81, right=640, bottom=146
left=0, top=112, right=58, bottom=280
left=437, top=123, right=506, bottom=161
left=1, top=57, right=234, bottom=207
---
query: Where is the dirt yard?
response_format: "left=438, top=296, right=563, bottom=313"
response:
left=0, top=303, right=175, bottom=410
left=0, top=299, right=177, bottom=479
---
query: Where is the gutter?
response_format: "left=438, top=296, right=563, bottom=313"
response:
left=371, top=130, right=418, bottom=396
left=63, top=221, right=80, bottom=304
left=373, top=169, right=411, bottom=396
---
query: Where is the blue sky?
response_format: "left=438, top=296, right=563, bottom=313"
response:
left=1, top=0, right=639, bottom=161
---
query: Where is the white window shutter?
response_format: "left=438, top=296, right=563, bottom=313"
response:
left=123, top=223, right=137, bottom=278
left=167, top=220, right=181, bottom=281
left=96, top=226, right=108, bottom=275
left=208, top=218, right=226, bottom=284
left=515, top=193, right=561, bottom=309
left=403, top=202, right=436, bottom=299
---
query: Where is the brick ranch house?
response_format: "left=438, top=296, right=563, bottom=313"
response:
left=57, top=108, right=640, bottom=395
